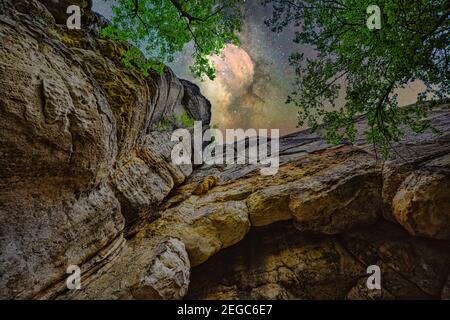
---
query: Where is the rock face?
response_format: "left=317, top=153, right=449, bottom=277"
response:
left=187, top=221, right=450, bottom=299
left=0, top=0, right=206, bottom=299
left=1, top=0, right=450, bottom=300
left=158, top=107, right=450, bottom=299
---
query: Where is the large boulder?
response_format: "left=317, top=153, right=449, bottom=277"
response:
left=393, top=156, right=450, bottom=240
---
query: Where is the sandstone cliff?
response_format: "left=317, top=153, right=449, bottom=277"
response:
left=0, top=0, right=208, bottom=299
left=1, top=0, right=450, bottom=300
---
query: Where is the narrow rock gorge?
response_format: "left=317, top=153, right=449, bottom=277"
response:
left=1, top=0, right=449, bottom=300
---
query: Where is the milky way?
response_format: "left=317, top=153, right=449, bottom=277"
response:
left=93, top=0, right=422, bottom=136
left=170, top=1, right=302, bottom=135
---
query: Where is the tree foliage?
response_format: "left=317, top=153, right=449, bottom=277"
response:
left=262, top=0, right=450, bottom=155
left=101, top=0, right=243, bottom=79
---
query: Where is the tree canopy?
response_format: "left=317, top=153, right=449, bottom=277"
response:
left=101, top=0, right=242, bottom=79
left=262, top=0, right=449, bottom=155
left=102, top=0, right=449, bottom=154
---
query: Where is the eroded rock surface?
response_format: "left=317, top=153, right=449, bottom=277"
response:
left=0, top=0, right=206, bottom=299
left=1, top=0, right=450, bottom=300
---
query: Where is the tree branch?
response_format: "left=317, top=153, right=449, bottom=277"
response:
left=169, top=0, right=226, bottom=23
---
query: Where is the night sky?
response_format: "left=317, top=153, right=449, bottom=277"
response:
left=93, top=0, right=423, bottom=135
